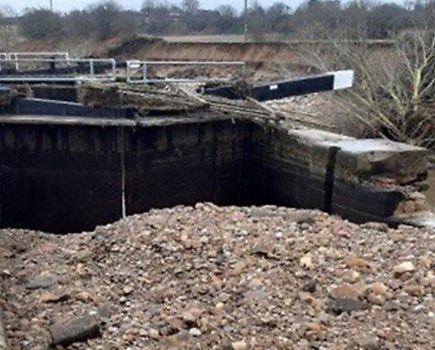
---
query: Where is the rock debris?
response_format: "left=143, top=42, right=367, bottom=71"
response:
left=0, top=204, right=434, bottom=349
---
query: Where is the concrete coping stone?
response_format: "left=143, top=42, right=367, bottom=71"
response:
left=403, top=212, right=435, bottom=230
left=0, top=114, right=231, bottom=127
left=289, top=128, right=426, bottom=154
left=335, top=138, right=428, bottom=154
left=287, top=128, right=429, bottom=180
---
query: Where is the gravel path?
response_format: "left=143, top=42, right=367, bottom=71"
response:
left=0, top=205, right=434, bottom=349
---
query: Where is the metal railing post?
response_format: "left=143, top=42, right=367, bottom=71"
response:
left=13, top=54, right=19, bottom=71
left=90, top=59, right=95, bottom=77
left=111, top=59, right=116, bottom=80
left=142, top=62, right=147, bottom=83
left=126, top=61, right=131, bottom=83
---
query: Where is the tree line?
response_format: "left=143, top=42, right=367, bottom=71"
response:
left=1, top=0, right=435, bottom=41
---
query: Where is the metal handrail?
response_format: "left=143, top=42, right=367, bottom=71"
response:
left=0, top=52, right=70, bottom=70
left=126, top=60, right=246, bottom=84
left=0, top=58, right=116, bottom=82
left=6, top=52, right=69, bottom=58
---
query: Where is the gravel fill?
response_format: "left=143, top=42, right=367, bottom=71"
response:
left=0, top=204, right=434, bottom=349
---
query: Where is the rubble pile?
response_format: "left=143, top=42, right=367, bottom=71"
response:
left=266, top=92, right=351, bottom=132
left=0, top=204, right=434, bottom=349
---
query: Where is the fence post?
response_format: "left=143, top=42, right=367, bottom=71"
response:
left=142, top=62, right=147, bottom=84
left=90, top=59, right=95, bottom=77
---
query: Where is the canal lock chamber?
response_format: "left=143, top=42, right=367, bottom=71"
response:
left=0, top=85, right=431, bottom=233
left=0, top=115, right=431, bottom=233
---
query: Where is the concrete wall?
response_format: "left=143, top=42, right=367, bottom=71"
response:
left=0, top=124, right=122, bottom=232
left=0, top=118, right=250, bottom=232
left=243, top=125, right=397, bottom=221
left=246, top=125, right=427, bottom=223
left=125, top=120, right=249, bottom=215
left=0, top=116, right=428, bottom=232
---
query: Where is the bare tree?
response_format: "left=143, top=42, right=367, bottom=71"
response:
left=301, top=20, right=435, bottom=149
left=182, top=0, right=199, bottom=14
left=0, top=7, right=18, bottom=50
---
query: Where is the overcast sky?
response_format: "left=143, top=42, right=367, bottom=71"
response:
left=0, top=0, right=409, bottom=14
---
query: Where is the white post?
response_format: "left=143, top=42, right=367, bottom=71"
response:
left=142, top=63, right=147, bottom=83
left=12, top=54, right=19, bottom=71
left=89, top=59, right=95, bottom=77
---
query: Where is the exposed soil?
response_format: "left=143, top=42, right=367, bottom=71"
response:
left=9, top=36, right=395, bottom=86
left=0, top=205, right=434, bottom=349
left=106, top=37, right=303, bottom=65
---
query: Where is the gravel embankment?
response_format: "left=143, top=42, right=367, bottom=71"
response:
left=0, top=205, right=434, bottom=349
